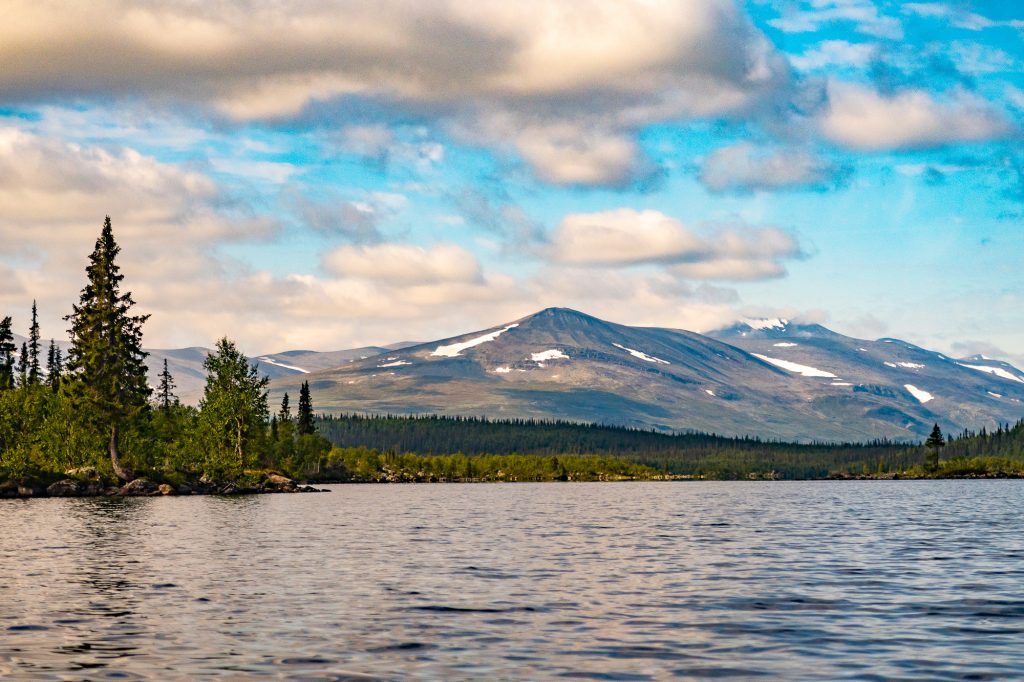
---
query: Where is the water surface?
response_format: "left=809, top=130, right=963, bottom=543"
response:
left=2, top=481, right=1023, bottom=680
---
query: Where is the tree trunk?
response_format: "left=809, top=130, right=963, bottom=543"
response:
left=235, top=418, right=244, bottom=472
left=110, top=423, right=134, bottom=482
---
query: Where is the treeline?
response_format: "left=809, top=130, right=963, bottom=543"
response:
left=316, top=413, right=924, bottom=479
left=0, top=218, right=333, bottom=486
left=315, top=447, right=661, bottom=482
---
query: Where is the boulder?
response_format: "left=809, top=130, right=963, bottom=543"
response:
left=17, top=479, right=44, bottom=497
left=158, top=483, right=175, bottom=496
left=263, top=474, right=297, bottom=492
left=65, top=466, right=101, bottom=480
left=0, top=480, right=19, bottom=498
left=121, top=478, right=159, bottom=496
left=46, top=479, right=82, bottom=497
left=176, top=484, right=193, bottom=495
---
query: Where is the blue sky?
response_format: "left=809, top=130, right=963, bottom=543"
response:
left=0, top=0, right=1022, bottom=364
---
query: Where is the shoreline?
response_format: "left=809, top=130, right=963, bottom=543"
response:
left=5, top=472, right=1024, bottom=498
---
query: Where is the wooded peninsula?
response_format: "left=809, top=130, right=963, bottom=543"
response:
left=1, top=218, right=1022, bottom=498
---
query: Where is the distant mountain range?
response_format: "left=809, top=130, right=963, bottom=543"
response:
left=269, top=308, right=1024, bottom=443
left=16, top=308, right=1024, bottom=442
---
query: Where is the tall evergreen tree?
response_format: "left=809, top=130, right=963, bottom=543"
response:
left=925, top=423, right=945, bottom=472
left=297, top=380, right=315, bottom=435
left=27, top=300, right=41, bottom=385
left=156, top=358, right=178, bottom=410
left=64, top=216, right=151, bottom=481
left=278, top=393, right=291, bottom=422
left=45, top=339, right=63, bottom=393
left=17, top=342, right=28, bottom=388
left=0, top=316, right=14, bottom=391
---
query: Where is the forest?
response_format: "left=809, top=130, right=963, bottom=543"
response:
left=316, top=414, right=1024, bottom=480
left=2, top=217, right=1023, bottom=493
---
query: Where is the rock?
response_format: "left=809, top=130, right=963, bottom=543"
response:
left=158, top=483, right=174, bottom=496
left=65, top=466, right=101, bottom=480
left=46, top=479, right=82, bottom=497
left=219, top=483, right=239, bottom=495
left=0, top=480, right=19, bottom=498
left=263, top=474, right=297, bottom=492
left=17, top=479, right=44, bottom=497
left=121, top=478, right=159, bottom=496
left=176, top=484, right=193, bottom=495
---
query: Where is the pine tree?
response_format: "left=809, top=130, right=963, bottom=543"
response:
left=0, top=316, right=14, bottom=391
left=297, top=380, right=315, bottom=435
left=17, top=342, right=28, bottom=388
left=64, top=216, right=151, bottom=482
left=278, top=393, right=291, bottom=422
left=156, top=358, right=178, bottom=410
left=45, top=339, right=63, bottom=393
left=925, top=423, right=945, bottom=472
left=27, top=300, right=41, bottom=385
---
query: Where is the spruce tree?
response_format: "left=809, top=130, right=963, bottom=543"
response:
left=17, top=342, right=28, bottom=388
left=0, top=316, right=14, bottom=391
left=297, top=380, right=315, bottom=435
left=64, top=216, right=151, bottom=482
left=925, top=423, right=945, bottom=472
left=278, top=393, right=291, bottom=422
left=156, top=358, right=177, bottom=410
left=28, top=300, right=41, bottom=385
left=45, top=339, right=63, bottom=393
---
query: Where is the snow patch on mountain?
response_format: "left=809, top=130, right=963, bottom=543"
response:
left=531, top=349, right=569, bottom=362
left=612, top=343, right=670, bottom=365
left=377, top=360, right=411, bottom=368
left=431, top=324, right=519, bottom=357
left=744, top=318, right=788, bottom=330
left=959, top=363, right=1024, bottom=384
left=493, top=366, right=512, bottom=374
left=885, top=361, right=924, bottom=369
left=773, top=342, right=798, bottom=347
left=904, top=384, right=934, bottom=404
left=258, top=357, right=309, bottom=374
left=752, top=353, right=837, bottom=378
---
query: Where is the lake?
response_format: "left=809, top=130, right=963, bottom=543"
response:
left=2, top=481, right=1023, bottom=680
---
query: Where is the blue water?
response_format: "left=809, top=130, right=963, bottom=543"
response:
left=2, top=481, right=1023, bottom=680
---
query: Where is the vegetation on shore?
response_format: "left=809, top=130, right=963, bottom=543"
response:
left=317, top=413, right=1024, bottom=480
left=1, top=217, right=1022, bottom=493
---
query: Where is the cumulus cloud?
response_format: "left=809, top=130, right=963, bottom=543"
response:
left=0, top=0, right=791, bottom=188
left=548, top=208, right=801, bottom=280
left=821, top=82, right=1014, bottom=150
left=699, top=143, right=846, bottom=193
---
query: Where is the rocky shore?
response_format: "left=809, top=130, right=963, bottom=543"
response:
left=0, top=468, right=328, bottom=498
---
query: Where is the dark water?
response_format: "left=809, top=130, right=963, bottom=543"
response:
left=2, top=481, right=1024, bottom=680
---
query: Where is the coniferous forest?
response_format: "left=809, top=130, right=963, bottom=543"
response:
left=2, top=218, right=1023, bottom=496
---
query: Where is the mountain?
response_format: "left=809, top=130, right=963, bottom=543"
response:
left=269, top=308, right=1024, bottom=442
left=11, top=334, right=398, bottom=405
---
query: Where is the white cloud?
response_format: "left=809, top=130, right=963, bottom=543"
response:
left=699, top=143, right=843, bottom=193
left=0, top=0, right=791, bottom=188
left=789, top=40, right=878, bottom=71
left=821, top=82, right=1013, bottom=150
left=321, top=243, right=483, bottom=285
left=548, top=208, right=800, bottom=279
left=769, top=0, right=903, bottom=39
